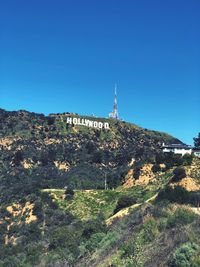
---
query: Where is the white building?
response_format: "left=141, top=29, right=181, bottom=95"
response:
left=162, top=143, right=193, bottom=156
left=193, top=149, right=200, bottom=158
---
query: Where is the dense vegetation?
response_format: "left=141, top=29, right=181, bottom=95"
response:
left=0, top=108, right=199, bottom=266
left=0, top=108, right=182, bottom=190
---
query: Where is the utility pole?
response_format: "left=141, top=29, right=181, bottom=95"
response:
left=104, top=171, right=107, bottom=190
left=101, top=163, right=108, bottom=190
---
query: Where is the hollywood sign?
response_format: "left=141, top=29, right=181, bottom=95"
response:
left=66, top=117, right=110, bottom=129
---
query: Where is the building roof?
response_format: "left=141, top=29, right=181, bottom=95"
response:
left=193, top=148, right=200, bottom=152
left=163, top=143, right=192, bottom=149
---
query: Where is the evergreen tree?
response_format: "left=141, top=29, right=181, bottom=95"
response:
left=193, top=132, right=200, bottom=148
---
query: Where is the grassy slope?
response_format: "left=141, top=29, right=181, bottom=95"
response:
left=44, top=168, right=172, bottom=221
left=43, top=189, right=120, bottom=221
left=44, top=160, right=200, bottom=267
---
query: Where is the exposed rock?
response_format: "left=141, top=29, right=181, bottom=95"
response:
left=172, top=177, right=200, bottom=192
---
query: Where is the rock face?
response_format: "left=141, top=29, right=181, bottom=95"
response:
left=175, top=177, right=200, bottom=191
left=0, top=108, right=182, bottom=189
left=123, top=164, right=156, bottom=188
left=1, top=202, right=37, bottom=246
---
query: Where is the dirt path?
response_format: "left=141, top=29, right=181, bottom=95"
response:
left=106, top=192, right=158, bottom=226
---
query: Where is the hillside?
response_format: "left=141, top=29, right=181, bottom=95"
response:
left=0, top=108, right=199, bottom=267
left=0, top=108, right=181, bottom=190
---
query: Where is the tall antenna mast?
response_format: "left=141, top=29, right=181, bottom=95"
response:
left=109, top=84, right=119, bottom=119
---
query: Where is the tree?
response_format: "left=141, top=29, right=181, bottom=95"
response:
left=47, top=116, right=55, bottom=125
left=193, top=132, right=200, bottom=149
left=65, top=187, right=74, bottom=200
left=13, top=150, right=23, bottom=166
left=171, top=167, right=186, bottom=182
left=169, top=242, right=199, bottom=267
left=182, top=154, right=193, bottom=166
left=157, top=186, right=188, bottom=204
left=92, top=151, right=103, bottom=164
left=151, top=164, right=161, bottom=173
left=113, top=196, right=137, bottom=214
left=85, top=141, right=96, bottom=154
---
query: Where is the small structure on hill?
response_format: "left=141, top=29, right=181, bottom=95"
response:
left=162, top=143, right=193, bottom=156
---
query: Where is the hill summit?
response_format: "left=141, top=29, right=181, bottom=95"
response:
left=0, top=108, right=181, bottom=189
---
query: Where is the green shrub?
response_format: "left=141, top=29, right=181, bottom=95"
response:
left=171, top=167, right=186, bottom=182
left=121, top=232, right=144, bottom=266
left=122, top=218, right=159, bottom=258
left=81, top=231, right=120, bottom=259
left=25, top=243, right=43, bottom=265
left=157, top=186, right=188, bottom=204
left=155, top=152, right=191, bottom=170
left=47, top=117, right=55, bottom=125
left=157, top=186, right=200, bottom=207
left=158, top=218, right=168, bottom=231
left=169, top=242, right=200, bottom=267
left=49, top=226, right=80, bottom=253
left=98, top=231, right=120, bottom=253
left=81, top=218, right=106, bottom=239
left=151, top=164, right=161, bottom=173
left=133, top=162, right=142, bottom=179
left=191, top=255, right=200, bottom=267
left=133, top=167, right=141, bottom=179
left=182, top=154, right=194, bottom=166
left=0, top=255, right=27, bottom=267
left=189, top=192, right=200, bottom=207
left=113, top=196, right=137, bottom=214
left=13, top=150, right=24, bottom=166
left=167, top=208, right=196, bottom=228
left=92, top=151, right=103, bottom=163
left=85, top=232, right=106, bottom=252
left=65, top=187, right=74, bottom=200
left=142, top=218, right=159, bottom=243
left=155, top=153, right=166, bottom=164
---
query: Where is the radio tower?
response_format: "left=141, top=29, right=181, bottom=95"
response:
left=109, top=84, right=119, bottom=119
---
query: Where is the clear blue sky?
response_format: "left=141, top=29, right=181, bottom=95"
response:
left=0, top=0, right=199, bottom=145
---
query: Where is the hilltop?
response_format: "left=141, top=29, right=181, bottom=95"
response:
left=0, top=108, right=181, bottom=190
left=0, top=108, right=199, bottom=267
